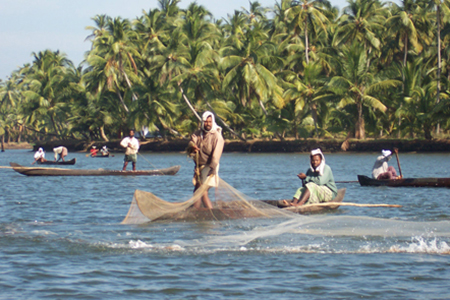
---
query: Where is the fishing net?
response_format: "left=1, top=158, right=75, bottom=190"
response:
left=121, top=177, right=298, bottom=224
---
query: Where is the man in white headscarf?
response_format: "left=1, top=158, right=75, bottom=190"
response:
left=32, top=147, right=46, bottom=164
left=372, top=148, right=401, bottom=180
left=187, top=111, right=224, bottom=209
left=283, top=148, right=337, bottom=207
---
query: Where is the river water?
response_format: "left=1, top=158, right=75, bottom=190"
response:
left=1, top=150, right=450, bottom=299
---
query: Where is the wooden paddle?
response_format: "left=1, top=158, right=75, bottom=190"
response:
left=393, top=148, right=403, bottom=177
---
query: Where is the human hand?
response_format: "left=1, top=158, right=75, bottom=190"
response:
left=297, top=173, right=306, bottom=180
left=393, top=148, right=398, bottom=154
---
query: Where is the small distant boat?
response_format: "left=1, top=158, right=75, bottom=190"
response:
left=37, top=158, right=76, bottom=165
left=358, top=175, right=450, bottom=187
left=10, top=162, right=180, bottom=176
left=90, top=154, right=110, bottom=158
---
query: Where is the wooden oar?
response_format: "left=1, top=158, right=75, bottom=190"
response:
left=394, top=148, right=403, bottom=177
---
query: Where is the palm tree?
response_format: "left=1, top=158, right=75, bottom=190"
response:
left=326, top=43, right=401, bottom=139
left=221, top=13, right=285, bottom=116
left=19, top=50, right=78, bottom=138
left=286, top=0, right=331, bottom=63
left=85, top=16, right=141, bottom=113
left=333, top=0, right=386, bottom=60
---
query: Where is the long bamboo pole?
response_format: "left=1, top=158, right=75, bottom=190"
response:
left=285, top=202, right=402, bottom=210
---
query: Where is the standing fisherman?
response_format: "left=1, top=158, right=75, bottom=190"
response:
left=120, top=130, right=140, bottom=171
left=187, top=111, right=224, bottom=209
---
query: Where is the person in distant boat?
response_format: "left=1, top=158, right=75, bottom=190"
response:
left=100, top=145, right=109, bottom=156
left=120, top=130, right=140, bottom=171
left=372, top=148, right=402, bottom=180
left=32, top=147, right=47, bottom=164
left=186, top=111, right=224, bottom=209
left=283, top=148, right=337, bottom=207
left=53, top=146, right=68, bottom=162
left=90, top=146, right=99, bottom=157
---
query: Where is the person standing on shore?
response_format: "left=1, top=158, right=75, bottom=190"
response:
left=120, top=130, right=140, bottom=171
left=372, top=149, right=402, bottom=180
left=186, top=111, right=224, bottom=209
left=32, top=147, right=47, bottom=164
left=53, top=146, right=68, bottom=162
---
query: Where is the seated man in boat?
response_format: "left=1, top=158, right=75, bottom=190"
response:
left=100, top=145, right=109, bottom=156
left=90, top=146, right=99, bottom=157
left=372, top=149, right=402, bottom=180
left=283, top=148, right=338, bottom=207
left=53, top=146, right=68, bottom=162
left=120, top=130, right=140, bottom=171
left=186, top=111, right=224, bottom=209
left=32, top=147, right=47, bottom=164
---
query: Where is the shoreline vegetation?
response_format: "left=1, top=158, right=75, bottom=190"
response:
left=1, top=0, right=450, bottom=150
left=3, top=138, right=450, bottom=153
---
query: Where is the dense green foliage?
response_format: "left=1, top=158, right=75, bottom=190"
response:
left=1, top=0, right=450, bottom=143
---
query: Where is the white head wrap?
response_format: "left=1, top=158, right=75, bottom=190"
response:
left=382, top=149, right=391, bottom=157
left=310, top=148, right=325, bottom=176
left=103, top=146, right=107, bottom=150
left=38, top=147, right=43, bottom=152
left=201, top=111, right=221, bottom=133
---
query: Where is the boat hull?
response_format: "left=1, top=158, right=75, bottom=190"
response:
left=10, top=162, right=180, bottom=176
left=37, top=158, right=76, bottom=165
left=153, top=188, right=346, bottom=222
left=358, top=175, right=450, bottom=187
left=262, top=188, right=346, bottom=214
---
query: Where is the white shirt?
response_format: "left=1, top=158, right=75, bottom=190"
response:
left=34, top=150, right=45, bottom=160
left=372, top=155, right=391, bottom=179
left=120, top=137, right=140, bottom=155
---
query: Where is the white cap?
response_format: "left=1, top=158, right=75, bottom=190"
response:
left=382, top=150, right=391, bottom=157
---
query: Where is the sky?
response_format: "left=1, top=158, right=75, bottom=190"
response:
left=0, top=0, right=349, bottom=81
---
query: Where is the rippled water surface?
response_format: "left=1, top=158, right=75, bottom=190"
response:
left=1, top=149, right=450, bottom=299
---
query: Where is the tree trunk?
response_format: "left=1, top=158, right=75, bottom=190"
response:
left=355, top=102, right=365, bottom=139
left=305, top=20, right=309, bottom=64
left=178, top=83, right=201, bottom=121
left=436, top=4, right=441, bottom=135
left=100, top=126, right=109, bottom=142
left=1, top=135, right=4, bottom=152
left=311, top=103, right=318, bottom=137
left=116, top=90, right=129, bottom=112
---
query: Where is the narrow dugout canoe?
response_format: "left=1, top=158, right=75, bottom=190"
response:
left=262, top=188, right=346, bottom=214
left=152, top=188, right=346, bottom=222
left=358, top=175, right=450, bottom=187
left=37, top=158, right=76, bottom=165
left=10, top=162, right=180, bottom=176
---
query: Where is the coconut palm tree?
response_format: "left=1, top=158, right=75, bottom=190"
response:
left=326, top=43, right=401, bottom=139
left=285, top=0, right=332, bottom=63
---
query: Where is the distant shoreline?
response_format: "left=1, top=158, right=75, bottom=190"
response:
left=3, top=138, right=450, bottom=153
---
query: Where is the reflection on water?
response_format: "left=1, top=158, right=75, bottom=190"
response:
left=1, top=150, right=450, bottom=298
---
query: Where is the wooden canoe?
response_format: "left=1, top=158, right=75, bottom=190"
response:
left=358, top=175, right=450, bottom=187
left=10, top=162, right=180, bottom=176
left=37, top=158, right=76, bottom=165
left=262, top=188, right=346, bottom=214
left=90, top=154, right=110, bottom=158
left=152, top=188, right=346, bottom=222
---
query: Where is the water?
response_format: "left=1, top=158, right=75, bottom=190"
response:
left=1, top=150, right=450, bottom=299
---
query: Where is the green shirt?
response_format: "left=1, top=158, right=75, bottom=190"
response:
left=304, top=164, right=338, bottom=198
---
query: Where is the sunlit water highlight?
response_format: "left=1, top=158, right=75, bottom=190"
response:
left=1, top=149, right=450, bottom=299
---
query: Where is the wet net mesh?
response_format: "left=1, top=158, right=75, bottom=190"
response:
left=121, top=177, right=298, bottom=224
